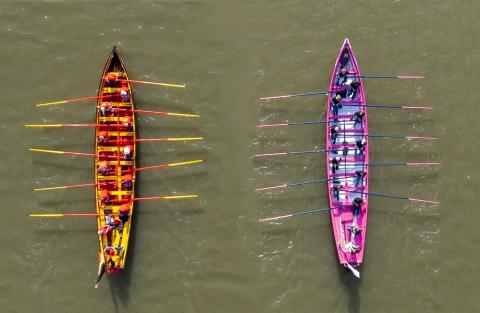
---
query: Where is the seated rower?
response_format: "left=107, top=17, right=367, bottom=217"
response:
left=122, top=173, right=133, bottom=190
left=100, top=102, right=115, bottom=117
left=330, top=156, right=342, bottom=174
left=97, top=161, right=113, bottom=176
left=355, top=138, right=366, bottom=157
left=354, top=169, right=367, bottom=187
left=342, top=143, right=349, bottom=157
left=121, top=116, right=133, bottom=130
left=345, top=78, right=361, bottom=99
left=351, top=110, right=365, bottom=128
left=340, top=49, right=350, bottom=67
left=330, top=125, right=340, bottom=144
left=332, top=183, right=342, bottom=201
left=98, top=214, right=120, bottom=235
left=331, top=93, right=343, bottom=116
left=119, top=203, right=130, bottom=226
left=122, top=145, right=134, bottom=159
left=105, top=73, right=118, bottom=83
left=337, top=66, right=349, bottom=85
left=99, top=189, right=111, bottom=204
left=343, top=241, right=361, bottom=254
left=352, top=197, right=364, bottom=216
left=104, top=244, right=123, bottom=256
left=348, top=224, right=363, bottom=234
left=97, top=131, right=109, bottom=145
left=120, top=84, right=130, bottom=102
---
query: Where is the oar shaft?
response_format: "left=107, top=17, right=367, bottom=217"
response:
left=26, top=123, right=122, bottom=128
left=134, top=159, right=203, bottom=172
left=133, top=195, right=198, bottom=201
left=35, top=95, right=114, bottom=107
left=29, top=148, right=128, bottom=159
left=29, top=213, right=119, bottom=217
left=354, top=75, right=425, bottom=79
left=114, top=108, right=199, bottom=118
left=260, top=90, right=329, bottom=100
left=116, top=79, right=186, bottom=88
left=348, top=190, right=440, bottom=204
left=259, top=208, right=331, bottom=222
left=340, top=104, right=432, bottom=110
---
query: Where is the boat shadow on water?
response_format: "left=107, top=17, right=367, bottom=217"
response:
left=336, top=264, right=362, bottom=313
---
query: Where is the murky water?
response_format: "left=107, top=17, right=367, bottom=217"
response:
left=0, top=1, right=478, bottom=312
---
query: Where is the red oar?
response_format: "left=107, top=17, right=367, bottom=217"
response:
left=29, top=213, right=119, bottom=218
left=34, top=95, right=114, bottom=107
left=26, top=123, right=123, bottom=128
left=113, top=108, right=199, bottom=118
left=114, top=79, right=185, bottom=88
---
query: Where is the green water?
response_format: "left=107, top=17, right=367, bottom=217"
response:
left=0, top=1, right=478, bottom=312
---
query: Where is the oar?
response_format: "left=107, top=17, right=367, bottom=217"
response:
left=34, top=95, right=114, bottom=107
left=29, top=148, right=122, bottom=159
left=26, top=123, right=123, bottom=128
left=348, top=190, right=440, bottom=205
left=113, top=108, right=199, bottom=118
left=33, top=159, right=203, bottom=191
left=113, top=78, right=186, bottom=88
left=130, top=195, right=198, bottom=201
left=340, top=134, right=438, bottom=141
left=362, top=162, right=440, bottom=167
left=29, top=213, right=120, bottom=217
left=256, top=120, right=333, bottom=128
left=353, top=75, right=425, bottom=79
left=259, top=208, right=331, bottom=222
left=255, top=177, right=341, bottom=192
left=260, top=90, right=330, bottom=101
left=254, top=149, right=339, bottom=158
left=120, top=137, right=204, bottom=143
left=340, top=104, right=432, bottom=110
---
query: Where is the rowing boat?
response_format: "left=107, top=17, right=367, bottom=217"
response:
left=326, top=39, right=367, bottom=271
left=95, top=47, right=135, bottom=274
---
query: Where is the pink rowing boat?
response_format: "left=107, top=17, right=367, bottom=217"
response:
left=326, top=38, right=367, bottom=275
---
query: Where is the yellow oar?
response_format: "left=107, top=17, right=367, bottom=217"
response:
left=34, top=95, right=114, bottom=107
left=29, top=213, right=115, bottom=217
left=117, top=79, right=186, bottom=88
left=134, top=137, right=204, bottom=142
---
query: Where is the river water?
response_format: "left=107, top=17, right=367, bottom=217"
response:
left=0, top=1, right=478, bottom=312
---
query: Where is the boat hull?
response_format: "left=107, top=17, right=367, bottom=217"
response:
left=326, top=39, right=368, bottom=269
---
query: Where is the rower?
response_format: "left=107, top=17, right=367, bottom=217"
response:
left=348, top=224, right=363, bottom=234
left=122, top=173, right=133, bottom=190
left=330, top=156, right=342, bottom=174
left=99, top=189, right=111, bottom=204
left=105, top=73, right=117, bottom=83
left=346, top=78, right=361, bottom=99
left=344, top=241, right=361, bottom=254
left=121, top=116, right=133, bottom=131
left=122, top=145, right=134, bottom=159
left=331, top=93, right=343, bottom=116
left=97, top=214, right=118, bottom=235
left=97, top=131, right=109, bottom=145
left=98, top=161, right=113, bottom=176
left=100, top=102, right=115, bottom=117
left=342, top=142, right=349, bottom=157
left=120, top=84, right=130, bottom=101
left=119, top=203, right=130, bottom=226
left=330, top=125, right=340, bottom=144
left=355, top=138, right=366, bottom=157
left=354, top=169, right=367, bottom=187
left=340, top=49, right=350, bottom=67
left=332, top=183, right=342, bottom=201
left=352, top=197, right=364, bottom=216
left=337, top=66, right=349, bottom=85
left=351, top=110, right=365, bottom=128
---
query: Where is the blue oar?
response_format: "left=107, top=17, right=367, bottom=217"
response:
left=340, top=103, right=432, bottom=110
left=259, top=208, right=332, bottom=222
left=260, top=90, right=330, bottom=101
left=347, top=190, right=440, bottom=205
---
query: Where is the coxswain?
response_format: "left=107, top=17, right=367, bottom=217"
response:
left=332, top=183, right=341, bottom=201
left=337, top=66, right=349, bottom=85
left=346, top=78, right=361, bottom=99
left=330, top=156, right=342, bottom=174
left=120, top=84, right=130, bottom=101
left=105, top=73, right=118, bottom=83
left=122, top=173, right=133, bottom=190
left=331, top=93, right=343, bottom=116
left=355, top=138, right=366, bottom=156
left=352, top=197, right=364, bottom=216
left=354, top=169, right=367, bottom=187
left=330, top=125, right=340, bottom=144
left=100, top=102, right=115, bottom=117
left=351, top=110, right=365, bottom=128
left=121, top=116, right=133, bottom=130
left=97, top=131, right=109, bottom=145
left=99, top=189, right=111, bottom=204
left=122, top=145, right=134, bottom=159
left=344, top=241, right=361, bottom=254
left=104, top=244, right=116, bottom=257
left=98, top=161, right=112, bottom=176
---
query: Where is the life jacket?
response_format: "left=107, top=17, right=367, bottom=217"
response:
left=122, top=173, right=133, bottom=182
left=100, top=189, right=110, bottom=202
left=98, top=161, right=110, bottom=174
left=98, top=131, right=109, bottom=143
left=123, top=145, right=133, bottom=158
left=106, top=73, right=117, bottom=83
left=122, top=116, right=132, bottom=128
